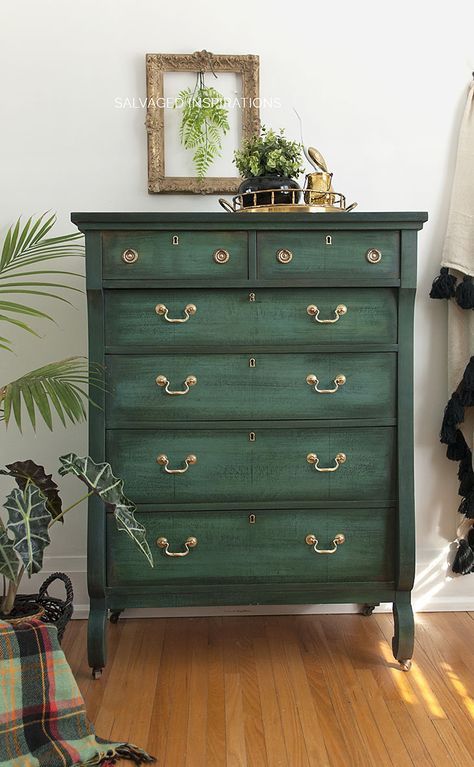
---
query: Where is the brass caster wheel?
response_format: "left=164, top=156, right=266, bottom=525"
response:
left=109, top=610, right=122, bottom=624
left=361, top=604, right=376, bottom=617
left=399, top=660, right=412, bottom=672
left=92, top=667, right=103, bottom=680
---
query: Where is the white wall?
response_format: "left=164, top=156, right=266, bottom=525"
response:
left=1, top=0, right=473, bottom=615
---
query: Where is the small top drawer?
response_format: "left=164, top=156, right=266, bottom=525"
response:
left=257, top=230, right=399, bottom=280
left=102, top=230, right=248, bottom=279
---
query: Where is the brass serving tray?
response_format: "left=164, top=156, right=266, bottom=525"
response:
left=219, top=190, right=357, bottom=214
left=233, top=203, right=350, bottom=214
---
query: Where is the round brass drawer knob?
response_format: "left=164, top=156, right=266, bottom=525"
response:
left=213, top=248, right=230, bottom=264
left=122, top=248, right=139, bottom=264
left=276, top=248, right=293, bottom=264
left=366, top=248, right=382, bottom=264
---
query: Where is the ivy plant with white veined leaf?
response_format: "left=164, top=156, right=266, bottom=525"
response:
left=0, top=212, right=102, bottom=431
left=175, top=73, right=230, bottom=178
left=58, top=453, right=153, bottom=567
left=0, top=456, right=153, bottom=617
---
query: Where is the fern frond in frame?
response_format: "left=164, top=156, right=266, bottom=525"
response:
left=175, top=73, right=230, bottom=178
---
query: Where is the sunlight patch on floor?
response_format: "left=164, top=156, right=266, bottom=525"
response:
left=441, top=661, right=474, bottom=719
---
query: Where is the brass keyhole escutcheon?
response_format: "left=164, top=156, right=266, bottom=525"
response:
left=325, top=235, right=332, bottom=245
left=213, top=248, right=230, bottom=264
left=276, top=248, right=293, bottom=264
left=121, top=248, right=139, bottom=264
left=366, top=248, right=382, bottom=264
left=249, top=357, right=256, bottom=368
left=249, top=291, right=256, bottom=302
left=249, top=431, right=256, bottom=442
left=172, top=235, right=179, bottom=245
left=249, top=514, right=256, bottom=524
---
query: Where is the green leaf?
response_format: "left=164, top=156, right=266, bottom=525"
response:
left=0, top=524, right=19, bottom=582
left=0, top=212, right=84, bottom=348
left=5, top=484, right=52, bottom=575
left=1, top=357, right=103, bottom=431
left=58, top=453, right=153, bottom=566
left=0, top=459, right=63, bottom=521
left=176, top=83, right=229, bottom=178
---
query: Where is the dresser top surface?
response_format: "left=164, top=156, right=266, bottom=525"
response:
left=71, top=211, right=428, bottom=231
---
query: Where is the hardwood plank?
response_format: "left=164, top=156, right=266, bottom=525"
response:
left=223, top=619, right=248, bottom=767
left=186, top=618, right=208, bottom=767
left=206, top=617, right=227, bottom=767
left=265, top=617, right=310, bottom=767
left=253, top=633, right=289, bottom=767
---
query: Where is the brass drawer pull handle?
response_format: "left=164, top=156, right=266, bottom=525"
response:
left=306, top=373, right=346, bottom=394
left=366, top=248, right=382, bottom=264
left=307, top=304, right=347, bottom=323
left=156, top=375, right=197, bottom=395
left=157, top=454, right=197, bottom=474
left=213, top=248, right=230, bottom=264
left=121, top=248, right=139, bottom=264
left=305, top=533, right=345, bottom=554
left=157, top=536, right=198, bottom=557
left=307, top=452, right=346, bottom=472
left=276, top=248, right=293, bottom=264
left=155, top=303, right=197, bottom=323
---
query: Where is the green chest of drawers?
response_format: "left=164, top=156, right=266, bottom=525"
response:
left=72, top=211, right=427, bottom=676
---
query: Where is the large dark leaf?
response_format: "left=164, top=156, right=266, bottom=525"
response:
left=0, top=522, right=19, bottom=582
left=0, top=459, right=63, bottom=521
left=5, top=485, right=52, bottom=575
left=58, top=453, right=153, bottom=567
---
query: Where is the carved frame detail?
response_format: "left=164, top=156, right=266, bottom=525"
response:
left=145, top=50, right=260, bottom=194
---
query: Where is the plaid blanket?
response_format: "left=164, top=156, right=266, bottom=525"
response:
left=0, top=619, right=154, bottom=767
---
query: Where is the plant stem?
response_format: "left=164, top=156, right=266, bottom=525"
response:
left=1, top=566, right=24, bottom=615
left=48, top=491, right=93, bottom=527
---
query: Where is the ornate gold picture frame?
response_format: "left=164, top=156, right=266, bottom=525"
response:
left=145, top=50, right=260, bottom=194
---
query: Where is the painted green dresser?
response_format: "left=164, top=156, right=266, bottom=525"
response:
left=71, top=211, right=428, bottom=677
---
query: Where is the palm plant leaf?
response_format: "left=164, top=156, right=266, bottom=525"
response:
left=0, top=356, right=103, bottom=431
left=5, top=484, right=51, bottom=575
left=0, top=459, right=63, bottom=521
left=0, top=213, right=84, bottom=350
left=58, top=453, right=153, bottom=566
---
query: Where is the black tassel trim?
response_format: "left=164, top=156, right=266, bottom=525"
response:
left=446, top=429, right=470, bottom=461
left=440, top=392, right=465, bottom=444
left=455, top=275, right=474, bottom=308
left=458, top=356, right=474, bottom=406
left=429, top=267, right=457, bottom=299
left=458, top=447, right=474, bottom=497
left=458, top=492, right=474, bottom=517
left=452, top=527, right=474, bottom=575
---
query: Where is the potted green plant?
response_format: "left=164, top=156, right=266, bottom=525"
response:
left=0, top=454, right=153, bottom=628
left=233, top=126, right=305, bottom=207
left=0, top=213, right=136, bottom=633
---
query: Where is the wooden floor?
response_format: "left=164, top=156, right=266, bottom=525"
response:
left=64, top=612, right=474, bottom=767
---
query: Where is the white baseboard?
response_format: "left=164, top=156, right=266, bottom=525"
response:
left=36, top=554, right=474, bottom=619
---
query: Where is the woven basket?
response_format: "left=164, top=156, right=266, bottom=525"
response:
left=14, top=572, right=74, bottom=643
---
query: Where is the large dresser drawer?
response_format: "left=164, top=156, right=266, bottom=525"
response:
left=106, top=427, right=396, bottom=505
left=104, top=288, right=398, bottom=349
left=105, top=352, right=397, bottom=424
left=107, top=508, right=395, bottom=586
left=102, top=230, right=248, bottom=279
left=257, top=230, right=399, bottom=280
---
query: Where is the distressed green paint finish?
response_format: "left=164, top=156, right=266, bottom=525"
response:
left=257, top=230, right=400, bottom=280
left=103, top=230, right=248, bottom=279
left=106, top=508, right=395, bottom=586
left=105, top=352, right=397, bottom=423
left=105, top=427, right=397, bottom=505
left=72, top=211, right=428, bottom=672
left=104, top=288, right=398, bottom=348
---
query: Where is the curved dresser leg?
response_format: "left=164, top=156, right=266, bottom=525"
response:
left=88, top=599, right=107, bottom=679
left=392, top=592, right=414, bottom=671
left=109, top=609, right=123, bottom=624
